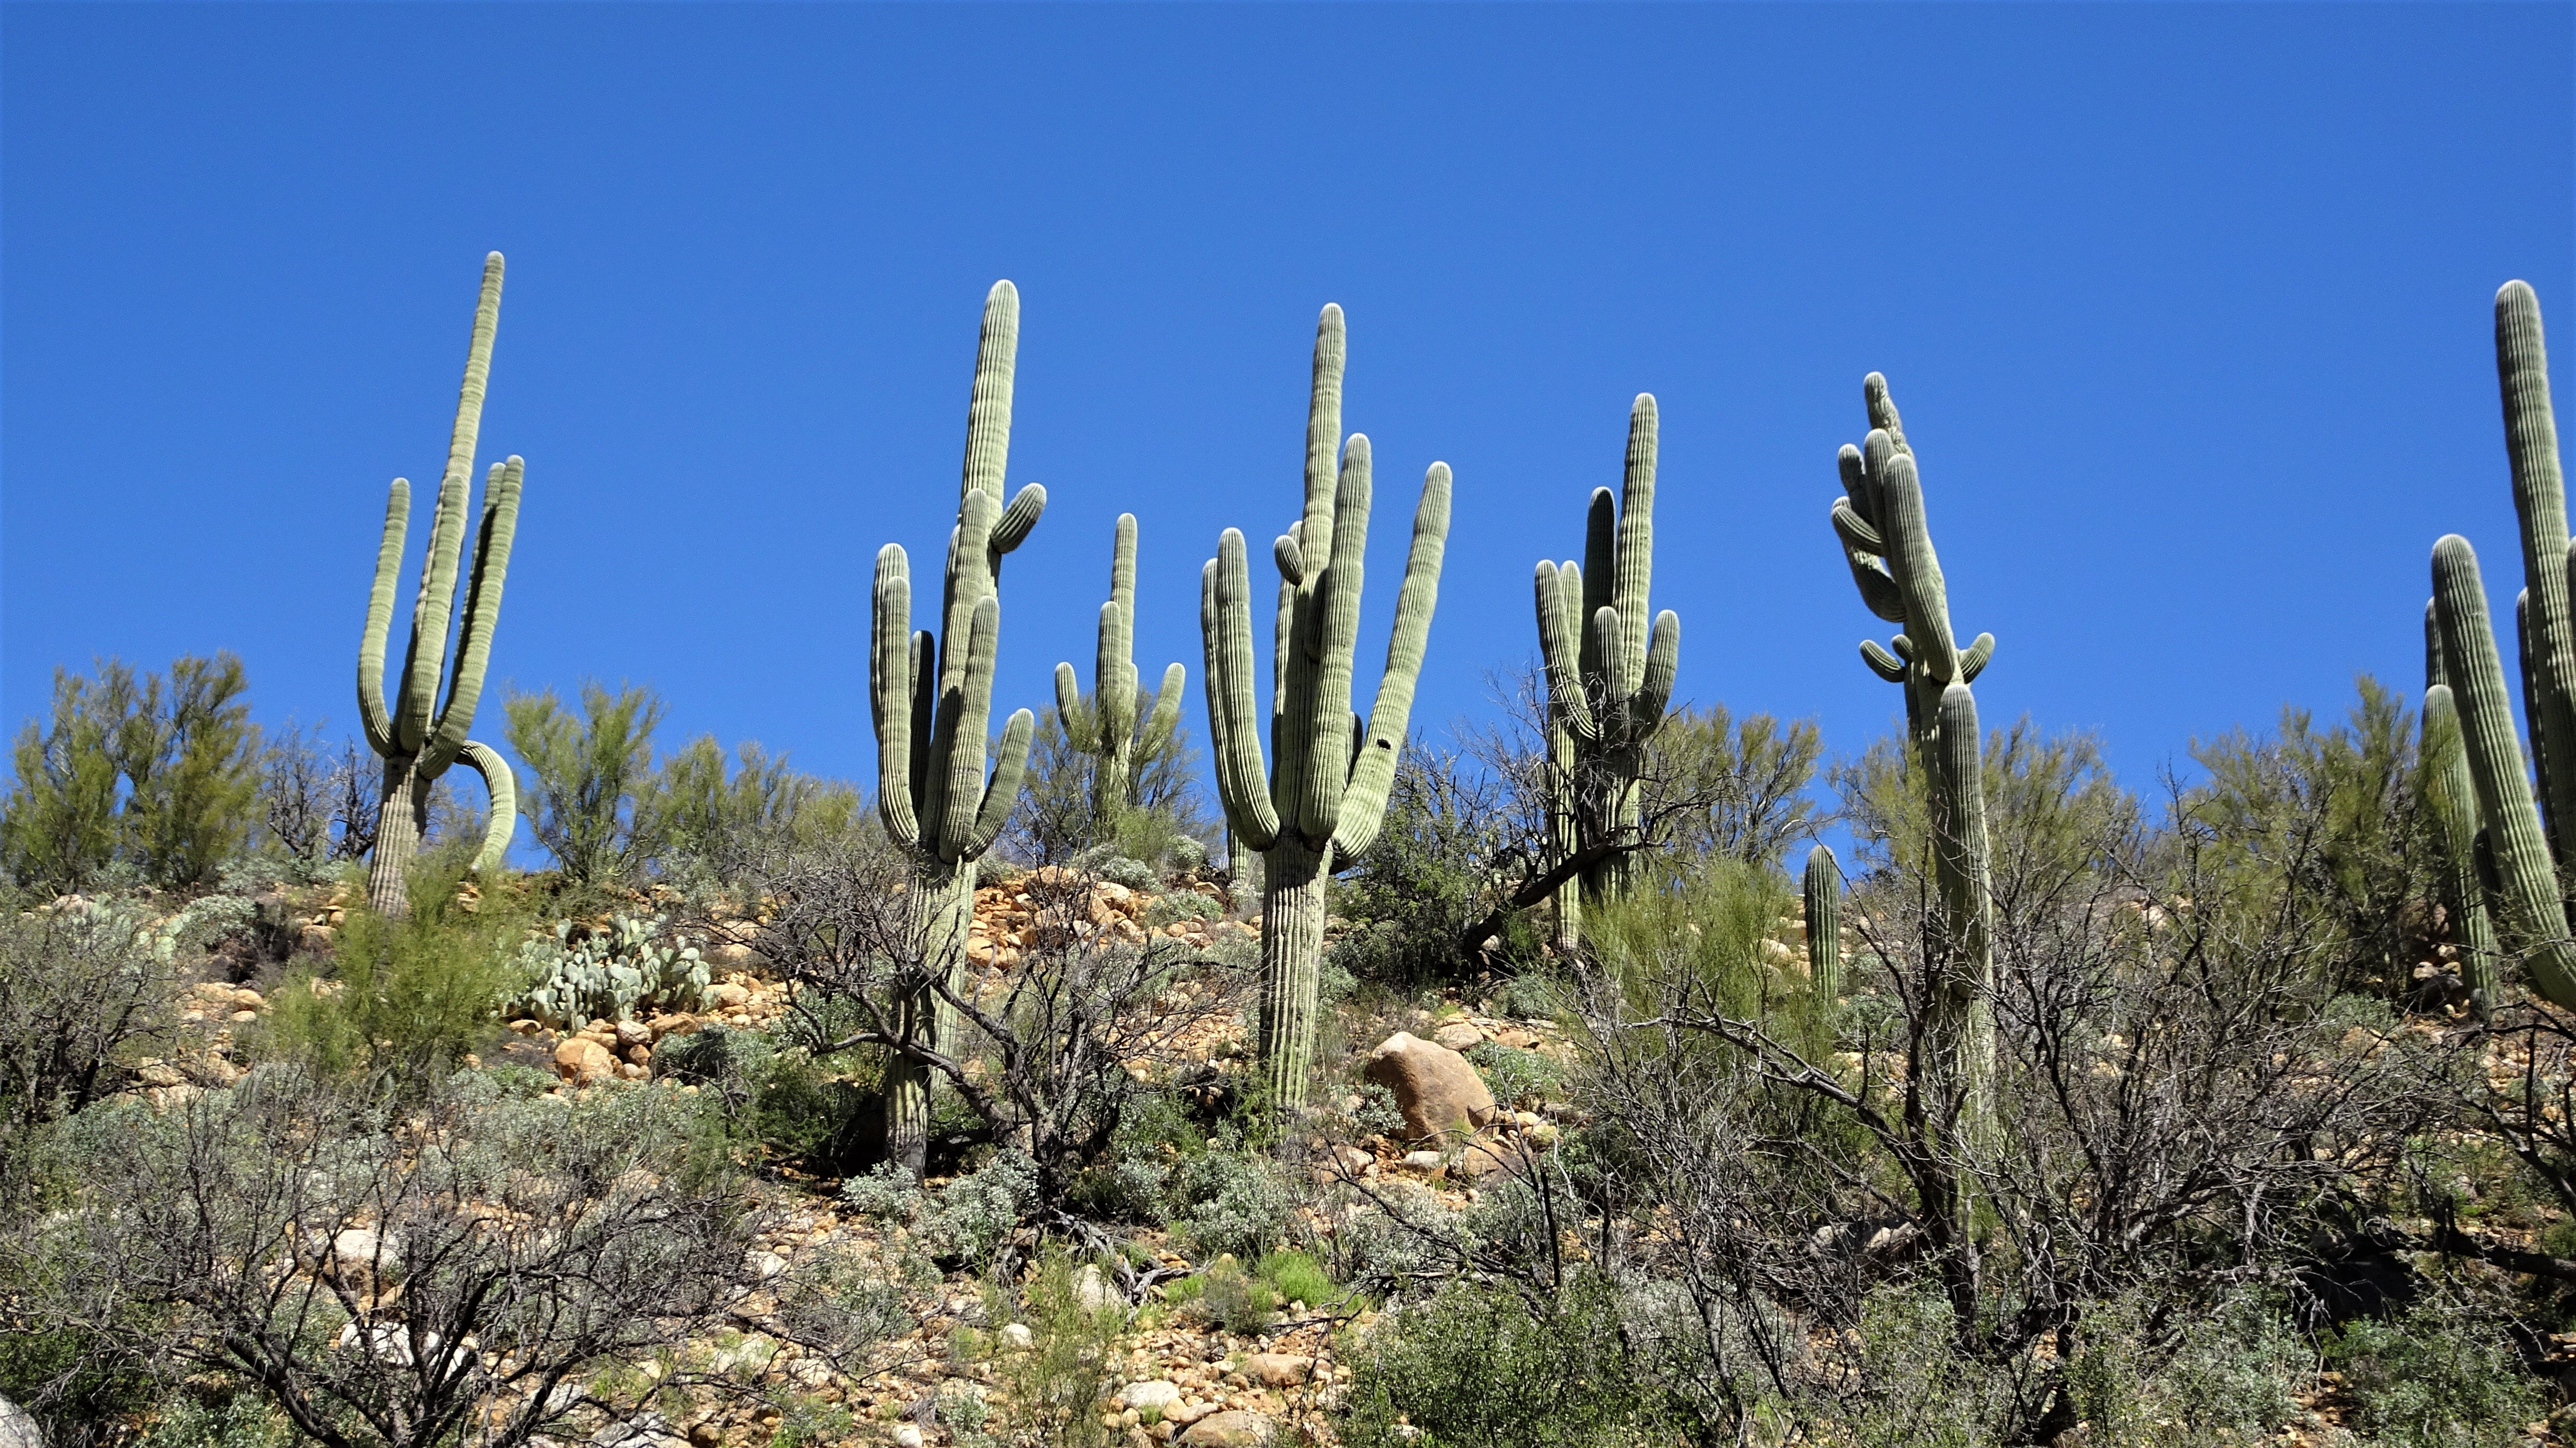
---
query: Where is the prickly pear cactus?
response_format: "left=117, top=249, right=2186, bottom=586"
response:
left=514, top=914, right=710, bottom=1031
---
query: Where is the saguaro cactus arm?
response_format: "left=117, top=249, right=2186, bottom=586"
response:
left=424, top=457, right=522, bottom=773
left=1333, top=462, right=1452, bottom=859
left=458, top=739, right=518, bottom=873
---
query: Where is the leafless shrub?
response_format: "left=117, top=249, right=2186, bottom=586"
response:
left=0, top=904, right=175, bottom=1198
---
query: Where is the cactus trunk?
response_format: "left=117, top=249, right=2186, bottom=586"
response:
left=352, top=253, right=521, bottom=917
left=888, top=856, right=978, bottom=1174
left=1201, top=304, right=1450, bottom=1115
left=1803, top=844, right=1843, bottom=1007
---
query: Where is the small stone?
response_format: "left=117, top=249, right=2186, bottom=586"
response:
left=1431, top=1020, right=1483, bottom=1051
left=1399, top=1150, right=1445, bottom=1174
left=614, top=1019, right=652, bottom=1047
left=649, top=1013, right=702, bottom=1039
left=1073, top=1262, right=1118, bottom=1311
left=688, top=1425, right=722, bottom=1448
left=1001, top=1322, right=1035, bottom=1349
left=229, top=1009, right=259, bottom=1023
left=754, top=1250, right=788, bottom=1279
left=895, top=1426, right=925, bottom=1448
left=555, top=1037, right=616, bottom=1084
left=1240, top=1353, right=1311, bottom=1387
left=1123, top=1380, right=1183, bottom=1411
left=1179, top=1409, right=1277, bottom=1446
left=709, top=982, right=751, bottom=1009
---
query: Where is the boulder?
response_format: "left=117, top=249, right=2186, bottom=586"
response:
left=1180, top=1410, right=1276, bottom=1446
left=1361, top=1032, right=1495, bottom=1143
left=1240, top=1353, right=1312, bottom=1386
left=1120, top=1380, right=1183, bottom=1411
left=0, top=1392, right=41, bottom=1448
left=554, top=1037, right=615, bottom=1084
left=1431, top=1020, right=1484, bottom=1051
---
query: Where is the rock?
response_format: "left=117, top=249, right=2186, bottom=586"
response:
left=554, top=1037, right=616, bottom=1084
left=0, top=1392, right=42, bottom=1448
left=1431, top=1020, right=1484, bottom=1051
left=648, top=1013, right=702, bottom=1040
left=1122, top=1380, right=1183, bottom=1411
left=613, top=1019, right=652, bottom=1047
left=687, top=1425, right=722, bottom=1448
left=1361, top=1032, right=1496, bottom=1142
left=1180, top=1410, right=1276, bottom=1446
left=134, top=1060, right=185, bottom=1088
left=1073, top=1262, right=1118, bottom=1311
left=1490, top=1025, right=1542, bottom=1049
left=1398, top=1150, right=1445, bottom=1175
left=894, top=1429, right=925, bottom=1448
left=1240, top=1353, right=1312, bottom=1386
left=331, top=1227, right=400, bottom=1275
left=1001, top=1322, right=1035, bottom=1349
left=753, top=1250, right=788, bottom=1279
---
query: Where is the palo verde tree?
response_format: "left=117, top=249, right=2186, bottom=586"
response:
left=355, top=252, right=521, bottom=917
left=869, top=279, right=1045, bottom=1173
left=1201, top=303, right=1451, bottom=1111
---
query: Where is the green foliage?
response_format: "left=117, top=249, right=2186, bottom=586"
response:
left=1343, top=1273, right=1667, bottom=1448
left=1648, top=703, right=1825, bottom=864
left=2061, top=1288, right=2310, bottom=1446
left=2328, top=1294, right=2547, bottom=1448
left=504, top=680, right=666, bottom=883
left=2, top=654, right=260, bottom=890
left=1255, top=1248, right=1334, bottom=1308
left=254, top=861, right=522, bottom=1085
left=1587, top=855, right=1806, bottom=1041
left=641, top=733, right=861, bottom=882
left=2190, top=675, right=2429, bottom=995
left=1466, top=1041, right=1564, bottom=1110
left=511, top=913, right=710, bottom=1030
left=659, top=1025, right=878, bottom=1173
left=1008, top=695, right=1211, bottom=868
left=1171, top=1146, right=1297, bottom=1261
left=138, top=1389, right=296, bottom=1448
left=1334, top=747, right=1502, bottom=987
left=1169, top=1254, right=1276, bottom=1334
left=994, top=1249, right=1125, bottom=1448
left=0, top=904, right=175, bottom=1169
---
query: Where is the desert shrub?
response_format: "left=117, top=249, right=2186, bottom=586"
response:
left=1343, top=1273, right=1667, bottom=1448
left=2060, top=1287, right=2310, bottom=1446
left=1256, top=1249, right=1334, bottom=1309
left=503, top=680, right=665, bottom=884
left=1467, top=1041, right=1564, bottom=1110
left=1168, top=1255, right=1276, bottom=1334
left=0, top=904, right=175, bottom=1191
left=253, top=864, right=522, bottom=1085
left=660, top=1024, right=878, bottom=1172
left=1171, top=1147, right=1298, bottom=1261
left=913, top=1151, right=1040, bottom=1272
left=1647, top=704, right=1825, bottom=865
left=2327, top=1293, right=2546, bottom=1448
left=2, top=654, right=261, bottom=890
left=1142, top=889, right=1221, bottom=926
left=993, top=1250, right=1125, bottom=1448
left=1003, top=694, right=1212, bottom=868
left=136, top=1387, right=295, bottom=1448
left=1334, top=746, right=1506, bottom=987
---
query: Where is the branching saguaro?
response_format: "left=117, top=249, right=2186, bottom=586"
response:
left=356, top=253, right=521, bottom=917
left=869, top=279, right=1046, bottom=1174
left=1532, top=394, right=1680, bottom=947
left=1055, top=512, right=1185, bottom=829
left=2423, top=280, right=2576, bottom=1013
left=1201, top=304, right=1451, bottom=1111
left=1827, top=373, right=1997, bottom=1214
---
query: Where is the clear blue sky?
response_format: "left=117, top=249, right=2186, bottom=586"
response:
left=5, top=3, right=2572, bottom=856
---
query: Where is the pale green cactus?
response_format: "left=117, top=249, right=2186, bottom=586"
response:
left=1532, top=394, right=1681, bottom=947
left=1829, top=373, right=1996, bottom=1177
left=1056, top=513, right=1185, bottom=829
left=356, top=253, right=521, bottom=918
left=1803, top=844, right=1843, bottom=1007
left=2421, top=281, right=2576, bottom=1013
left=1200, top=304, right=1452, bottom=1111
left=514, top=914, right=711, bottom=1033
left=869, top=280, right=1044, bottom=1172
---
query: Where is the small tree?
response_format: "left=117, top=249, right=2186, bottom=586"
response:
left=502, top=681, right=665, bottom=883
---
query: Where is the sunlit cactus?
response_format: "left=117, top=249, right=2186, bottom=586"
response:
left=355, top=252, right=521, bottom=918
left=869, top=280, right=1045, bottom=1172
left=1803, top=843, right=1843, bottom=1007
left=1200, top=303, right=1452, bottom=1111
left=1532, top=394, right=1679, bottom=946
left=1056, top=513, right=1185, bottom=830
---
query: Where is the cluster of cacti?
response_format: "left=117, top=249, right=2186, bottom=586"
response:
left=354, top=252, right=521, bottom=918
left=2422, top=280, right=2576, bottom=1013
left=868, top=279, right=1045, bottom=1172
left=1531, top=395, right=1681, bottom=946
left=513, top=914, right=710, bottom=1031
left=1828, top=373, right=1996, bottom=1143
left=1056, top=513, right=1186, bottom=828
left=1803, top=843, right=1843, bottom=1006
left=1200, top=304, right=1453, bottom=1111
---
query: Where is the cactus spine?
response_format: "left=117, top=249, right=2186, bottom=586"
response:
left=869, top=280, right=1045, bottom=1173
left=2421, top=282, right=2576, bottom=1012
left=1829, top=374, right=1996, bottom=1153
left=356, top=252, right=521, bottom=918
left=1532, top=395, right=1681, bottom=946
left=2422, top=604, right=2503, bottom=1012
left=1200, top=304, right=1452, bottom=1112
left=1056, top=514, right=1186, bottom=830
left=1803, top=843, right=1843, bottom=1006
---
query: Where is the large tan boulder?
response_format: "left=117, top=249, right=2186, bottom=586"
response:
left=1180, top=1410, right=1277, bottom=1447
left=1362, top=1032, right=1495, bottom=1143
left=554, top=1036, right=615, bottom=1084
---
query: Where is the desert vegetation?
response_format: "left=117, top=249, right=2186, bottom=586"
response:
left=8, top=258, right=2576, bottom=1448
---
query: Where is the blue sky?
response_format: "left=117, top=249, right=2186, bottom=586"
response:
left=4, top=3, right=2572, bottom=858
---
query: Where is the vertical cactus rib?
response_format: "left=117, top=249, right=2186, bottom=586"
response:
left=1612, top=395, right=1657, bottom=698
left=2424, top=680, right=2502, bottom=1013
left=1804, top=844, right=1843, bottom=1005
left=872, top=547, right=922, bottom=848
left=353, top=254, right=519, bottom=920
left=2496, top=280, right=2576, bottom=861
left=2430, top=534, right=2576, bottom=1008
left=1201, top=303, right=1450, bottom=1110
left=961, top=281, right=1018, bottom=508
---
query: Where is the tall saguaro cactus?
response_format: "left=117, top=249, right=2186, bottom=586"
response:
left=870, top=280, right=1046, bottom=1173
left=1201, top=304, right=1452, bottom=1111
left=2421, top=604, right=2503, bottom=1011
left=1827, top=373, right=1997, bottom=1154
left=356, top=252, right=522, bottom=918
left=1056, top=514, right=1186, bottom=829
left=1803, top=843, right=1844, bottom=1007
left=2421, top=281, right=2576, bottom=1013
left=1532, top=395, right=1681, bottom=946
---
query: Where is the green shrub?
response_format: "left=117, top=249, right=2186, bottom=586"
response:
left=2328, top=1293, right=2546, bottom=1448
left=2064, top=1288, right=2310, bottom=1446
left=1343, top=1273, right=1666, bottom=1448
left=996, top=1250, right=1125, bottom=1448
left=138, top=1388, right=295, bottom=1448
left=1172, top=1148, right=1296, bottom=1262
left=1255, top=1249, right=1333, bottom=1309
left=1466, top=1042, right=1563, bottom=1110
left=253, top=867, right=521, bottom=1086
left=1169, top=1255, right=1276, bottom=1334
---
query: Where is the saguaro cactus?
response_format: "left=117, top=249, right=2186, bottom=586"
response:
left=1532, top=395, right=1681, bottom=946
left=1803, top=843, right=1843, bottom=1006
left=1201, top=304, right=1452, bottom=1111
left=2421, top=604, right=2503, bottom=1011
left=1056, top=513, right=1186, bottom=830
left=870, top=280, right=1045, bottom=1172
left=1827, top=373, right=1996, bottom=1145
left=2420, top=281, right=2576, bottom=1012
left=356, top=252, right=522, bottom=917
